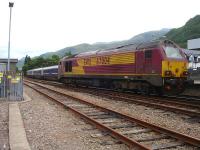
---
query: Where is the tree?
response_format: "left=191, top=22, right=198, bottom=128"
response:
left=22, top=55, right=31, bottom=75
left=65, top=51, right=72, bottom=57
left=24, top=55, right=31, bottom=65
left=51, top=55, right=60, bottom=65
left=22, top=54, right=61, bottom=75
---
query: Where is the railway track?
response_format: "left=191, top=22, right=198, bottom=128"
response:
left=24, top=80, right=200, bottom=149
left=26, top=78, right=200, bottom=118
left=26, top=78, right=200, bottom=104
left=83, top=89, right=200, bottom=117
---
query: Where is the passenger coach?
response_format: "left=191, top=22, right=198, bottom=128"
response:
left=27, top=65, right=58, bottom=81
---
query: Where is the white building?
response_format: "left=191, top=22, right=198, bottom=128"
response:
left=188, top=38, right=200, bottom=50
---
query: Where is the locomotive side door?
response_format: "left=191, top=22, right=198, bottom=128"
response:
left=136, top=51, right=145, bottom=74
left=144, top=50, right=152, bottom=74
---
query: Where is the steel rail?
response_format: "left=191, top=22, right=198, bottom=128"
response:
left=24, top=82, right=150, bottom=149
left=25, top=78, right=200, bottom=105
left=25, top=78, right=200, bottom=106
left=24, top=80, right=200, bottom=147
left=106, top=91, right=200, bottom=109
left=91, top=92, right=200, bottom=117
left=73, top=86, right=200, bottom=109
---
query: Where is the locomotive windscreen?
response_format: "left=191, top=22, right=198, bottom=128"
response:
left=164, top=46, right=183, bottom=59
left=163, top=41, right=183, bottom=59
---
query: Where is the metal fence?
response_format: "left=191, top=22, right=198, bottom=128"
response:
left=0, top=72, right=23, bottom=101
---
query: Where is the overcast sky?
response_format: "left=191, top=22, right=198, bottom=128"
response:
left=0, top=0, right=199, bottom=59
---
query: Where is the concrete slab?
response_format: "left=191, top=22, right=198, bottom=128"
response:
left=9, top=103, right=31, bottom=150
left=21, top=92, right=32, bottom=103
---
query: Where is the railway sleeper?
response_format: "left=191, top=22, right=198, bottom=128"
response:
left=108, top=124, right=138, bottom=129
left=152, top=141, right=184, bottom=150
left=121, top=128, right=152, bottom=135
left=136, top=134, right=170, bottom=143
left=97, top=119, right=121, bottom=124
left=85, top=112, right=109, bottom=116
left=91, top=115, right=117, bottom=120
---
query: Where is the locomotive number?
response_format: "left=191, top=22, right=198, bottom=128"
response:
left=84, top=58, right=91, bottom=65
left=96, top=56, right=110, bottom=65
left=83, top=56, right=110, bottom=66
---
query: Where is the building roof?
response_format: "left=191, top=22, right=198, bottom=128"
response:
left=0, top=59, right=18, bottom=63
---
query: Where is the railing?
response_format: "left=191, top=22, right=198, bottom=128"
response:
left=0, top=72, right=23, bottom=101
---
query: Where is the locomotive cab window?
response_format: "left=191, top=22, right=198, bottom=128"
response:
left=65, top=61, right=72, bottom=72
left=145, top=50, right=152, bottom=59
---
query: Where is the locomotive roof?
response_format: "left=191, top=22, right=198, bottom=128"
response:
left=61, top=39, right=176, bottom=59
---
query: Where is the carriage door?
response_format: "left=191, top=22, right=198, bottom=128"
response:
left=136, top=51, right=145, bottom=74
left=58, top=62, right=62, bottom=77
left=144, top=50, right=152, bottom=74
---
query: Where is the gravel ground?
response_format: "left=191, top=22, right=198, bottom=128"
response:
left=20, top=86, right=129, bottom=150
left=0, top=101, right=9, bottom=150
left=44, top=84, right=200, bottom=140
left=183, top=86, right=200, bottom=96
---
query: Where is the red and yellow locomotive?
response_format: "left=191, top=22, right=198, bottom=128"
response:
left=58, top=40, right=188, bottom=94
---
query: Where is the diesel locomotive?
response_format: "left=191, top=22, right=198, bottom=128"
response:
left=27, top=40, right=188, bottom=95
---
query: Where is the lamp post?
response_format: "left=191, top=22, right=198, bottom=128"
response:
left=8, top=2, right=14, bottom=72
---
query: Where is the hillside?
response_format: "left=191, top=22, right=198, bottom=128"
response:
left=17, top=28, right=169, bottom=69
left=166, top=15, right=200, bottom=48
left=40, top=28, right=169, bottom=58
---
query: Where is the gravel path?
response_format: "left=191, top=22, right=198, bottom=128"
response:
left=46, top=84, right=200, bottom=140
left=0, top=101, right=9, bottom=150
left=20, top=86, right=129, bottom=150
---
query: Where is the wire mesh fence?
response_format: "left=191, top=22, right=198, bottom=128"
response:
left=0, top=72, right=23, bottom=101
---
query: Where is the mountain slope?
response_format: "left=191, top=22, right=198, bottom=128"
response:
left=166, top=15, right=200, bottom=48
left=17, top=28, right=170, bottom=68
left=40, top=28, right=170, bottom=59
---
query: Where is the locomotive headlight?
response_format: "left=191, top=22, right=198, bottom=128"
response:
left=165, top=70, right=172, bottom=76
left=182, top=71, right=188, bottom=76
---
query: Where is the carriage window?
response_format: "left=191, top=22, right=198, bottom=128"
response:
left=145, top=50, right=152, bottom=59
left=65, top=61, right=72, bottom=72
